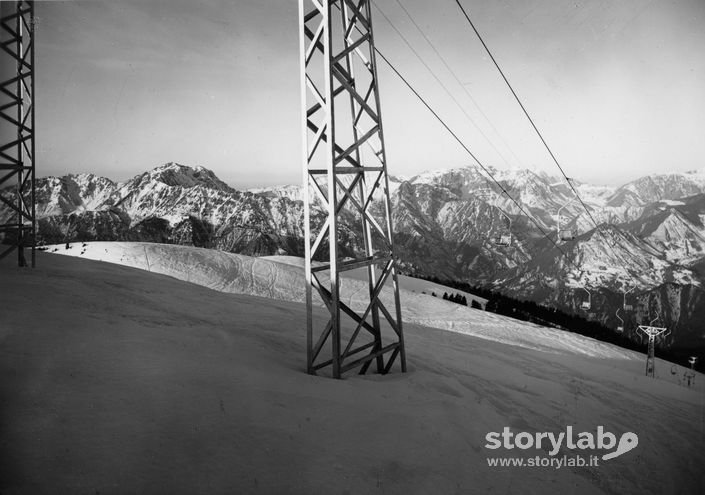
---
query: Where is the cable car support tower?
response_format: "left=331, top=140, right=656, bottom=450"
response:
left=637, top=313, right=669, bottom=378
left=298, top=0, right=406, bottom=378
left=0, top=1, right=35, bottom=267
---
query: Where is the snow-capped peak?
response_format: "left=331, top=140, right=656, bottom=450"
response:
left=130, top=162, right=234, bottom=192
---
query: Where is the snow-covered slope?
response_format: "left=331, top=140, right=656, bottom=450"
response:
left=607, top=170, right=705, bottom=207
left=31, top=173, right=119, bottom=219
left=47, top=242, right=632, bottom=359
left=564, top=225, right=698, bottom=289
left=1, top=250, right=702, bottom=494
left=627, top=201, right=705, bottom=265
left=247, top=184, right=303, bottom=202
left=262, top=254, right=489, bottom=309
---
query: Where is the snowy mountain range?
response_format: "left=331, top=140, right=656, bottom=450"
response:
left=2, top=161, right=704, bottom=349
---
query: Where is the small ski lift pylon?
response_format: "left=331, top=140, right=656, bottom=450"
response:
left=616, top=286, right=636, bottom=332
left=623, top=286, right=635, bottom=311
left=637, top=311, right=670, bottom=377
left=580, top=287, right=591, bottom=310
left=557, top=191, right=578, bottom=242
left=494, top=209, right=512, bottom=246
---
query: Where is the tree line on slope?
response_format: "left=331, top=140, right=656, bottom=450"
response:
left=418, top=274, right=703, bottom=372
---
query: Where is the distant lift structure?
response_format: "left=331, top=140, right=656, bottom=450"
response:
left=0, top=1, right=36, bottom=267
left=299, top=0, right=406, bottom=378
left=637, top=312, right=670, bottom=378
left=615, top=286, right=635, bottom=333
left=494, top=210, right=512, bottom=246
left=623, top=286, right=635, bottom=311
left=615, top=308, right=624, bottom=333
left=580, top=286, right=591, bottom=311
left=557, top=189, right=578, bottom=242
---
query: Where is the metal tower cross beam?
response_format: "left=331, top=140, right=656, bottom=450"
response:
left=0, top=1, right=36, bottom=267
left=637, top=325, right=669, bottom=378
left=299, top=0, right=406, bottom=378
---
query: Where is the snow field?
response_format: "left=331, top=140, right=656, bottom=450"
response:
left=1, top=251, right=702, bottom=494
left=49, top=242, right=640, bottom=361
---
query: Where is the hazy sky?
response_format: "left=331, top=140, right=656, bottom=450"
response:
left=34, top=0, right=705, bottom=188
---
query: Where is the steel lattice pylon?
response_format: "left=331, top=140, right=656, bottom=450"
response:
left=637, top=324, right=669, bottom=378
left=299, top=0, right=406, bottom=378
left=0, top=1, right=35, bottom=267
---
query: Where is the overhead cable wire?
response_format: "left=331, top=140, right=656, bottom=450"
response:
left=452, top=0, right=604, bottom=235
left=332, top=1, right=588, bottom=274
left=391, top=0, right=527, bottom=170
left=373, top=1, right=516, bottom=171
left=373, top=48, right=585, bottom=273
left=372, top=2, right=544, bottom=231
left=453, top=0, right=636, bottom=288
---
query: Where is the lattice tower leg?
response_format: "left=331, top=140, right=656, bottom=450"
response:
left=0, top=1, right=36, bottom=267
left=299, top=0, right=405, bottom=378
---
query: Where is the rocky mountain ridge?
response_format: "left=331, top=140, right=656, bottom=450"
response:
left=2, top=161, right=704, bottom=350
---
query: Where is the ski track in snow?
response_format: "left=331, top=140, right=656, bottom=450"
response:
left=47, top=241, right=640, bottom=361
